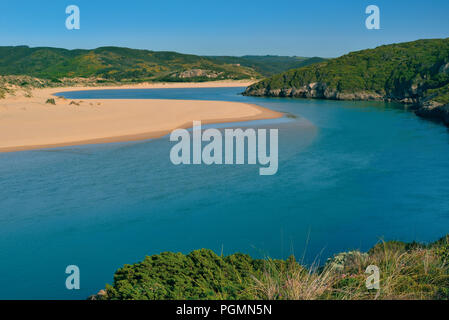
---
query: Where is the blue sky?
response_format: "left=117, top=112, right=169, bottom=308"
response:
left=0, top=0, right=448, bottom=57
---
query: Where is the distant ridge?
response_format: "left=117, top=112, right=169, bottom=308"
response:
left=0, top=46, right=327, bottom=83
left=0, top=46, right=260, bottom=82
left=206, top=55, right=327, bottom=77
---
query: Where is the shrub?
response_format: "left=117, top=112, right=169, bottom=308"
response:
left=45, top=98, right=56, bottom=105
left=95, top=236, right=449, bottom=300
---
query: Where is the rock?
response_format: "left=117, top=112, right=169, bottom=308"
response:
left=439, top=62, right=449, bottom=75
left=245, top=82, right=383, bottom=101
left=87, top=289, right=107, bottom=300
left=325, top=251, right=369, bottom=273
left=243, top=79, right=449, bottom=127
left=97, top=289, right=107, bottom=296
left=415, top=104, right=449, bottom=126
left=172, top=69, right=221, bottom=79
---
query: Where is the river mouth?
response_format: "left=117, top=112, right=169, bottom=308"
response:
left=1, top=87, right=449, bottom=299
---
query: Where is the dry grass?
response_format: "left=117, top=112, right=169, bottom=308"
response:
left=250, top=258, right=336, bottom=300
left=250, top=239, right=449, bottom=300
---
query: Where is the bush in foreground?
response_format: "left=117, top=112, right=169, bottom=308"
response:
left=93, top=236, right=449, bottom=300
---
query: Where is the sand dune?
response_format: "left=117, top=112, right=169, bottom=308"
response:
left=0, top=81, right=283, bottom=152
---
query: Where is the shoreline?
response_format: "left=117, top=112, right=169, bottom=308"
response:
left=47, top=79, right=258, bottom=94
left=0, top=81, right=284, bottom=153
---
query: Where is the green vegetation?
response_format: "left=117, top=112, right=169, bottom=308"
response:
left=103, top=250, right=265, bottom=300
left=94, top=235, right=449, bottom=300
left=0, top=47, right=327, bottom=101
left=0, top=74, right=108, bottom=100
left=45, top=98, right=56, bottom=105
left=0, top=46, right=260, bottom=82
left=427, top=84, right=449, bottom=104
left=245, top=39, right=449, bottom=106
left=206, top=55, right=327, bottom=77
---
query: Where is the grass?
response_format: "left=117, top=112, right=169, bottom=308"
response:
left=45, top=98, right=56, bottom=105
left=93, top=236, right=449, bottom=300
left=252, top=239, right=449, bottom=300
left=250, top=257, right=335, bottom=300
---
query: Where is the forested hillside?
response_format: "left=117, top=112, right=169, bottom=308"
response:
left=206, top=55, right=327, bottom=76
left=244, top=39, right=449, bottom=125
left=0, top=46, right=260, bottom=82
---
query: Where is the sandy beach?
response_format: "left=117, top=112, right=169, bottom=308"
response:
left=0, top=81, right=283, bottom=152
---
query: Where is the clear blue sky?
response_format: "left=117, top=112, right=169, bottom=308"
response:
left=0, top=0, right=448, bottom=57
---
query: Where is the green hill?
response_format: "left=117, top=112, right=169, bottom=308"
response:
left=0, top=46, right=260, bottom=82
left=206, top=55, right=327, bottom=77
left=244, top=39, right=449, bottom=125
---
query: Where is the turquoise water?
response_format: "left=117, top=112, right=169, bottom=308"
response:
left=1, top=87, right=449, bottom=299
